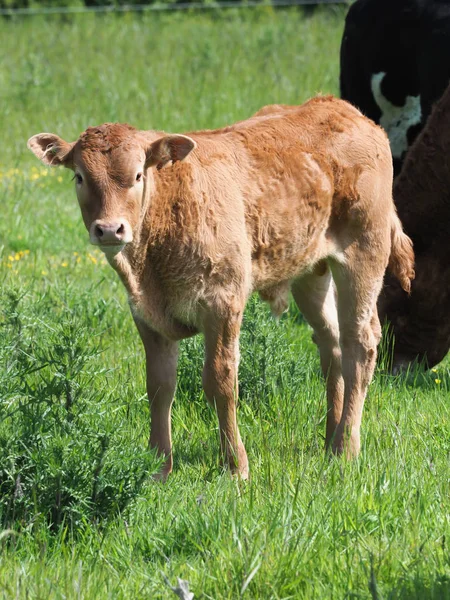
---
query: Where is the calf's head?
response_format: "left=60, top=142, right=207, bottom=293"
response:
left=28, top=123, right=196, bottom=252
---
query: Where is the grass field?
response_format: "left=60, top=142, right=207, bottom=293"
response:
left=1, top=7, right=450, bottom=599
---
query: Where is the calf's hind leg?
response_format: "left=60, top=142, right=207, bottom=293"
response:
left=329, top=249, right=384, bottom=457
left=292, top=262, right=344, bottom=447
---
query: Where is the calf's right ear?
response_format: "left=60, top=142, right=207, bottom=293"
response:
left=27, top=133, right=74, bottom=168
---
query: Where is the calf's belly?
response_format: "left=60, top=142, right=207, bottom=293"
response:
left=251, top=226, right=332, bottom=291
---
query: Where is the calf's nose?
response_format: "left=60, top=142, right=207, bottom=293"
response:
left=90, top=219, right=132, bottom=246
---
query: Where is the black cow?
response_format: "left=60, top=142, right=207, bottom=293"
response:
left=340, top=0, right=450, bottom=175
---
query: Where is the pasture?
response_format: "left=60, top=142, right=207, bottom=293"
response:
left=1, top=7, right=450, bottom=598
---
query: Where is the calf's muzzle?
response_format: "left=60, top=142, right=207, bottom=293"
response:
left=90, top=219, right=133, bottom=247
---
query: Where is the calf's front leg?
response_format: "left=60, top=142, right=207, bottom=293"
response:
left=133, top=317, right=178, bottom=481
left=202, top=310, right=249, bottom=479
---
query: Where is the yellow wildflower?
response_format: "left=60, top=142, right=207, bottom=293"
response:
left=41, top=271, right=47, bottom=276
left=435, top=379, right=441, bottom=385
left=61, top=262, right=68, bottom=267
left=431, top=368, right=438, bottom=373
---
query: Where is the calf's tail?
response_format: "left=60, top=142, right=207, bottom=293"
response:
left=388, top=211, right=415, bottom=293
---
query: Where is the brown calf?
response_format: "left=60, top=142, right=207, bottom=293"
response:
left=28, top=96, right=414, bottom=479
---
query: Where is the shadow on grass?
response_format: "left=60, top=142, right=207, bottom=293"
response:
left=384, top=574, right=450, bottom=600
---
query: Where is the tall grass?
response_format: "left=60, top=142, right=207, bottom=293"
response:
left=1, top=7, right=449, bottom=599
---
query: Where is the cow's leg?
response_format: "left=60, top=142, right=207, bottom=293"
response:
left=202, top=309, right=248, bottom=478
left=133, top=317, right=178, bottom=480
left=292, top=262, right=344, bottom=447
left=329, top=252, right=384, bottom=457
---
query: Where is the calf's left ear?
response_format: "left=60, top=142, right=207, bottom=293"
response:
left=27, top=133, right=74, bottom=168
left=146, top=134, right=196, bottom=170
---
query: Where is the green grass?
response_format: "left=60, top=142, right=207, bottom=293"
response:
left=1, top=7, right=450, bottom=599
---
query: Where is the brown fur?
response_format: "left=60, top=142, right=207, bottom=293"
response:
left=28, top=96, right=414, bottom=479
left=378, top=82, right=450, bottom=369
left=388, top=212, right=415, bottom=294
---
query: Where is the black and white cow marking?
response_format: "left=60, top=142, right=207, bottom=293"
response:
left=370, top=72, right=422, bottom=161
left=340, top=0, right=450, bottom=175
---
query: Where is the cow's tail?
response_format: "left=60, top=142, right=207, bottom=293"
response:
left=388, top=211, right=415, bottom=293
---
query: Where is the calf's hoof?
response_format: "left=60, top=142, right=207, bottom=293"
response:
left=227, top=443, right=249, bottom=480
left=152, top=469, right=171, bottom=482
left=231, top=461, right=249, bottom=481
left=151, top=454, right=172, bottom=482
left=331, top=427, right=360, bottom=459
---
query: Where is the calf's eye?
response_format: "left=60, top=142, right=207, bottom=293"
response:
left=74, top=173, right=83, bottom=185
left=136, top=172, right=143, bottom=182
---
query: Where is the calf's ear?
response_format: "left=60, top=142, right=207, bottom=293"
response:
left=27, top=133, right=74, bottom=168
left=145, top=134, right=196, bottom=170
